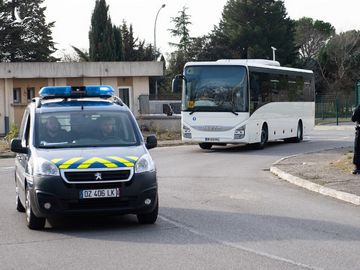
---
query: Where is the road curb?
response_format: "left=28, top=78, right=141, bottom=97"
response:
left=270, top=157, right=360, bottom=206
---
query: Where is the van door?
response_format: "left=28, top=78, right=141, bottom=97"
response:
left=15, top=109, right=30, bottom=202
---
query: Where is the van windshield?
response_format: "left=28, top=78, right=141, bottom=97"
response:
left=35, top=110, right=140, bottom=148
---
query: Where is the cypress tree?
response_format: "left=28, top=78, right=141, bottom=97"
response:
left=89, top=0, right=115, bottom=61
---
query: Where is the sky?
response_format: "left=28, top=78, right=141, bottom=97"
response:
left=44, top=0, right=360, bottom=59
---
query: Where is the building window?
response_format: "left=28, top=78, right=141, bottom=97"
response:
left=13, top=88, right=21, bottom=104
left=118, top=87, right=130, bottom=107
left=27, top=87, right=35, bottom=101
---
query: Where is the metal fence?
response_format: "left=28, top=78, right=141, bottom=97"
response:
left=315, top=94, right=355, bottom=125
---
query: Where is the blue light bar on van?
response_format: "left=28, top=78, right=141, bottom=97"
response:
left=39, top=86, right=114, bottom=99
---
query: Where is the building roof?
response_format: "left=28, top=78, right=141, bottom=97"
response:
left=0, top=61, right=163, bottom=78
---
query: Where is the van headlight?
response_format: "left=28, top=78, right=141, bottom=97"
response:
left=135, top=153, right=155, bottom=173
left=30, top=157, right=60, bottom=176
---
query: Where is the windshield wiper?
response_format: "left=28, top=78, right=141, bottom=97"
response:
left=189, top=107, right=201, bottom=115
left=230, top=110, right=238, bottom=116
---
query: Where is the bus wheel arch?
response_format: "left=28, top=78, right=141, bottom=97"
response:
left=254, top=123, right=268, bottom=149
left=285, top=120, right=303, bottom=143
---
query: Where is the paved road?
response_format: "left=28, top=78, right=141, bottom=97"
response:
left=0, top=129, right=359, bottom=270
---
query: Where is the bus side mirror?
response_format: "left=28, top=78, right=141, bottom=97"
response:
left=172, top=74, right=184, bottom=93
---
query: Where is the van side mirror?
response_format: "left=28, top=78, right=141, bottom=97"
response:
left=172, top=74, right=184, bottom=93
left=11, top=138, right=28, bottom=154
left=146, top=135, right=157, bottom=150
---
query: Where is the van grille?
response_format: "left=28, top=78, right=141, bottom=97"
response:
left=61, top=168, right=133, bottom=184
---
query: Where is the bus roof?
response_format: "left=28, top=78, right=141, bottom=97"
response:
left=184, top=59, right=313, bottom=75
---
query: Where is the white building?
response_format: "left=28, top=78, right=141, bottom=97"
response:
left=0, top=61, right=163, bottom=135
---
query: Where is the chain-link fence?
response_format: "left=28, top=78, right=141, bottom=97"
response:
left=315, top=94, right=355, bottom=125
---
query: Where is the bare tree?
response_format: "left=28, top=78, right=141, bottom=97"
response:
left=319, top=30, right=360, bottom=95
left=295, top=17, right=335, bottom=60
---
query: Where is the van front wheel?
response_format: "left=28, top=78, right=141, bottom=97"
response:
left=25, top=186, right=45, bottom=230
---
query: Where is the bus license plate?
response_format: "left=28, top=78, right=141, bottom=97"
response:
left=205, top=137, right=220, bottom=142
left=80, top=188, right=120, bottom=199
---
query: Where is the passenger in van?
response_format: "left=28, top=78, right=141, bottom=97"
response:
left=96, top=117, right=116, bottom=139
left=42, top=116, right=68, bottom=143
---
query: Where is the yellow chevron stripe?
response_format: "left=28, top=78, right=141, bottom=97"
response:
left=126, top=156, right=139, bottom=161
left=51, top=158, right=63, bottom=164
left=108, top=156, right=134, bottom=167
left=59, top=157, right=83, bottom=169
left=77, top=157, right=118, bottom=169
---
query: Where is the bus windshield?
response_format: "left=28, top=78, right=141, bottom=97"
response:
left=183, top=65, right=248, bottom=112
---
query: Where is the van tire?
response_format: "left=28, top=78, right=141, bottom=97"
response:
left=16, top=186, right=25, bottom=212
left=25, top=186, right=45, bottom=230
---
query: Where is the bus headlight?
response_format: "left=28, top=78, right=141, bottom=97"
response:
left=183, top=124, right=192, bottom=139
left=234, top=126, right=246, bottom=139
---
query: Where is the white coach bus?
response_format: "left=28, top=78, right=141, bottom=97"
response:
left=172, top=59, right=315, bottom=150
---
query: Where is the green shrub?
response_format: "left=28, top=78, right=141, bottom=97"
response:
left=4, top=124, right=19, bottom=143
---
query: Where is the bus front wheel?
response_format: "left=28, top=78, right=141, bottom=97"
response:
left=199, top=143, right=213, bottom=150
left=254, top=125, right=268, bottom=150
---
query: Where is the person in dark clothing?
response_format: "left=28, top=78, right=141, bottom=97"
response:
left=42, top=116, right=68, bottom=143
left=95, top=117, right=116, bottom=140
left=351, top=105, right=360, bottom=174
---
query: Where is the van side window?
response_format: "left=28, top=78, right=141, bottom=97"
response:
left=24, top=115, right=31, bottom=147
left=21, top=112, right=31, bottom=147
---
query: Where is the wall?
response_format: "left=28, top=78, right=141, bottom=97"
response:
left=133, top=77, right=149, bottom=116
left=137, top=115, right=181, bottom=133
left=149, top=100, right=181, bottom=114
left=0, top=62, right=163, bottom=134
left=12, top=78, right=49, bottom=127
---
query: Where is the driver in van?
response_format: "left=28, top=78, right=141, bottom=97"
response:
left=42, top=116, right=68, bottom=143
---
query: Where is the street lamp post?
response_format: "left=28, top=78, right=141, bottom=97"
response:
left=271, top=46, right=277, bottom=61
left=154, top=4, right=165, bottom=99
left=154, top=4, right=165, bottom=60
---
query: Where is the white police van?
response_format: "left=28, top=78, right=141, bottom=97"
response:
left=11, top=85, right=158, bottom=230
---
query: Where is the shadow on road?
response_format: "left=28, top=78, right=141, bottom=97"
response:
left=43, top=207, right=360, bottom=245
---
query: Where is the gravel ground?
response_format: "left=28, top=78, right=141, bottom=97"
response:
left=275, top=147, right=360, bottom=197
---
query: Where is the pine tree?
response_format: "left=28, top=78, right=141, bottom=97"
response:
left=205, top=0, right=297, bottom=65
left=0, top=0, right=56, bottom=62
left=168, top=6, right=192, bottom=56
left=167, top=6, right=192, bottom=79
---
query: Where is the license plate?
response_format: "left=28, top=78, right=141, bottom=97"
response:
left=80, top=188, right=120, bottom=199
left=205, top=137, right=220, bottom=142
